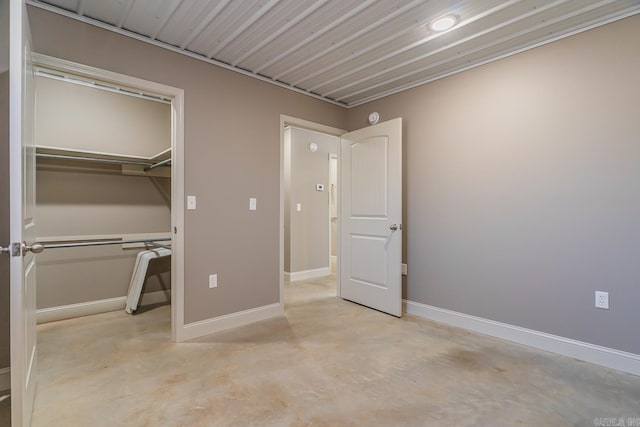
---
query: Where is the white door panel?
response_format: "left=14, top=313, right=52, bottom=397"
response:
left=340, top=118, right=402, bottom=317
left=9, top=0, right=38, bottom=425
left=350, top=136, right=388, bottom=217
left=350, top=234, right=388, bottom=287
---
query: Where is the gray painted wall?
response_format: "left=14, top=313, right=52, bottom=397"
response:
left=27, top=6, right=347, bottom=324
left=348, top=15, right=640, bottom=355
left=285, top=127, right=338, bottom=273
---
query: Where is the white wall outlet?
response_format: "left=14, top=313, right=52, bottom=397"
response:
left=209, top=274, right=218, bottom=288
left=401, top=263, right=408, bottom=275
left=249, top=198, right=257, bottom=211
left=595, top=291, right=609, bottom=309
left=187, top=195, right=196, bottom=210
left=296, top=203, right=302, bottom=212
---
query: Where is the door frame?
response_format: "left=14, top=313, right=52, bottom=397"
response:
left=279, top=115, right=345, bottom=307
left=30, top=54, right=187, bottom=342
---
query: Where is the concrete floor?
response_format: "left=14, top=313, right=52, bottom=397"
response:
left=32, top=275, right=639, bottom=426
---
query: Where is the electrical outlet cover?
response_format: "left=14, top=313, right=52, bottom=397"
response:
left=595, top=291, right=609, bottom=309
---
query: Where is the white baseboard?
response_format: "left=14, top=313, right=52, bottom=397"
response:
left=404, top=300, right=640, bottom=377
left=0, top=367, right=9, bottom=391
left=285, top=266, right=331, bottom=282
left=179, top=303, right=283, bottom=341
left=37, top=290, right=171, bottom=324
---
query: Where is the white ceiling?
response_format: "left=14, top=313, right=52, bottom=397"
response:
left=27, top=0, right=640, bottom=107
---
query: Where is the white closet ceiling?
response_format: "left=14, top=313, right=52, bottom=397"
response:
left=28, top=0, right=640, bottom=107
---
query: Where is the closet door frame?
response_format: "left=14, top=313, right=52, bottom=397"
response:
left=32, top=53, right=187, bottom=342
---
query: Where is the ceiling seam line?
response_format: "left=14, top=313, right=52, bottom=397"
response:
left=271, top=0, right=425, bottom=82
left=117, top=0, right=136, bottom=28
left=230, top=0, right=330, bottom=67
left=335, top=0, right=619, bottom=101
left=301, top=0, right=523, bottom=92
left=178, top=0, right=231, bottom=49
left=206, top=0, right=281, bottom=59
left=251, top=0, right=377, bottom=75
left=24, top=1, right=348, bottom=108
left=327, top=0, right=571, bottom=99
left=337, top=0, right=615, bottom=101
left=347, top=6, right=640, bottom=107
left=151, top=0, right=183, bottom=40
left=77, top=0, right=85, bottom=16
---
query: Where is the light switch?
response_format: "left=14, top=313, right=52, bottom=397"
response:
left=249, top=198, right=257, bottom=211
left=187, top=195, right=196, bottom=210
left=296, top=203, right=302, bottom=212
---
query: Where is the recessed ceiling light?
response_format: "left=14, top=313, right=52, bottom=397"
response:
left=430, top=14, right=458, bottom=32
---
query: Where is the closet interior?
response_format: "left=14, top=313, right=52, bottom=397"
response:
left=34, top=69, right=173, bottom=323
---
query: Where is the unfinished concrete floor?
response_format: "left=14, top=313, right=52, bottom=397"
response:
left=33, top=275, right=639, bottom=426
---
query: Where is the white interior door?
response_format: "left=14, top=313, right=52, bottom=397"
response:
left=9, top=0, right=37, bottom=425
left=340, top=118, right=402, bottom=316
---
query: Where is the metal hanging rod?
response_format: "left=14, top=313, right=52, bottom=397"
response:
left=147, top=242, right=171, bottom=250
left=36, top=153, right=172, bottom=169
left=37, top=153, right=153, bottom=167
left=36, top=238, right=171, bottom=250
left=145, top=158, right=171, bottom=171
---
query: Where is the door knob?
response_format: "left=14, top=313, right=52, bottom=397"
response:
left=389, top=224, right=399, bottom=231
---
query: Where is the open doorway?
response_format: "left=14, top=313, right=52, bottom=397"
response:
left=280, top=116, right=344, bottom=307
left=280, top=115, right=403, bottom=317
left=29, top=54, right=185, bottom=339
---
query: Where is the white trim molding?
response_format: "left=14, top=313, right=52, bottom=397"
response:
left=0, top=367, right=10, bottom=391
left=404, top=300, right=640, bottom=377
left=37, top=290, right=171, bottom=324
left=180, top=303, right=283, bottom=342
left=285, top=267, right=331, bottom=282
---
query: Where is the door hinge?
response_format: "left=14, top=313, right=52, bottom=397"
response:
left=1, top=242, right=22, bottom=257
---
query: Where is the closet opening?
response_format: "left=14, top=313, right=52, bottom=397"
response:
left=31, top=54, right=185, bottom=341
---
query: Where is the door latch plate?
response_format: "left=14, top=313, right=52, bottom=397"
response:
left=1, top=242, right=22, bottom=257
